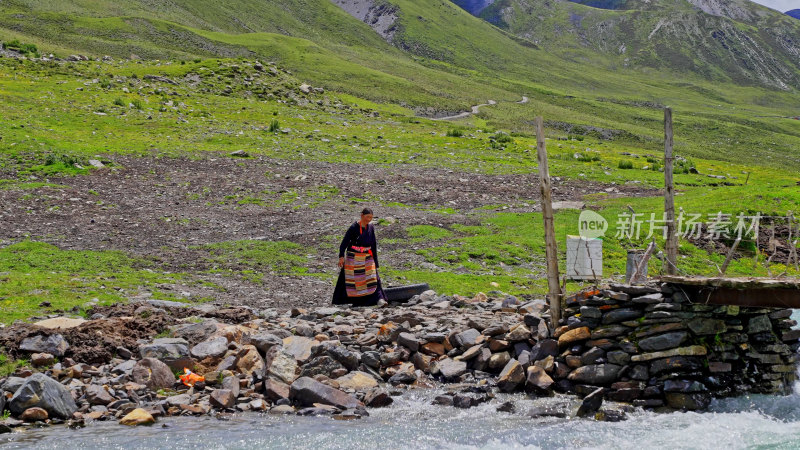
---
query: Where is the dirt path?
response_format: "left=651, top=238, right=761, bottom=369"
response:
left=0, top=154, right=654, bottom=310
left=432, top=96, right=528, bottom=121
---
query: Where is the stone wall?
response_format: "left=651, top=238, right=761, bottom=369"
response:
left=555, top=283, right=799, bottom=410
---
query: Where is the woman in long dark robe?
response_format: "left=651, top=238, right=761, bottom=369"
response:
left=332, top=208, right=386, bottom=306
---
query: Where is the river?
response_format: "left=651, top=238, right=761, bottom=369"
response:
left=3, top=312, right=800, bottom=450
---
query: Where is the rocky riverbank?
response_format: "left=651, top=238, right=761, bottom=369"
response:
left=0, top=283, right=798, bottom=433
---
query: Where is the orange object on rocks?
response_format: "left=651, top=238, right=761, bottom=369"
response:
left=179, top=368, right=205, bottom=387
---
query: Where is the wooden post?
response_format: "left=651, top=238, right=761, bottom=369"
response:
left=720, top=237, right=741, bottom=275
left=535, top=117, right=562, bottom=328
left=664, top=107, right=678, bottom=275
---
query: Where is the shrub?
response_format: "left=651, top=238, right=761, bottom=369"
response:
left=3, top=39, right=38, bottom=56
left=268, top=119, right=280, bottom=133
left=575, top=153, right=600, bottom=162
left=618, top=160, right=634, bottom=169
left=491, top=132, right=514, bottom=144
left=131, top=99, right=143, bottom=110
left=100, top=78, right=112, bottom=89
left=446, top=128, right=464, bottom=138
left=113, top=97, right=125, bottom=107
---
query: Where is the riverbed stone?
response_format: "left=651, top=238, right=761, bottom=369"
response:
left=265, top=347, right=298, bottom=384
left=9, top=373, right=77, bottom=419
left=210, top=389, right=235, bottom=409
left=20, top=407, right=48, bottom=422
left=439, top=358, right=467, bottom=379
left=506, top=324, right=531, bottom=342
left=131, top=357, right=175, bottom=390
left=263, top=379, right=290, bottom=402
left=638, top=332, right=689, bottom=352
left=336, top=371, right=379, bottom=391
left=575, top=387, right=604, bottom=417
left=139, top=338, right=191, bottom=370
left=497, top=359, right=525, bottom=392
left=20, top=334, right=69, bottom=358
left=85, top=385, right=114, bottom=405
left=282, top=336, right=315, bottom=362
left=289, top=376, right=364, bottom=409
left=172, top=320, right=218, bottom=345
left=397, top=332, right=420, bottom=352
left=190, top=337, right=228, bottom=360
left=665, top=392, right=711, bottom=410
left=248, top=333, right=283, bottom=354
left=299, top=356, right=345, bottom=378
left=567, top=364, right=622, bottom=385
left=236, top=345, right=265, bottom=377
left=119, top=408, right=156, bottom=426
left=454, top=329, right=481, bottom=348
left=525, top=366, right=554, bottom=392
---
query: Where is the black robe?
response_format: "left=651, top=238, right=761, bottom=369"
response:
left=332, top=221, right=386, bottom=306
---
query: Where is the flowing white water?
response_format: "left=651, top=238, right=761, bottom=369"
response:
left=3, top=312, right=799, bottom=450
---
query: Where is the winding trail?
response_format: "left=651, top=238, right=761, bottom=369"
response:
left=432, top=95, right=528, bottom=121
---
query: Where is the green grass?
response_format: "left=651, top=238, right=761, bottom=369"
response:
left=0, top=352, right=27, bottom=377
left=0, top=241, right=192, bottom=324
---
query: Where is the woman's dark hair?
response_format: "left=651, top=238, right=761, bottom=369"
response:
left=361, top=208, right=373, bottom=216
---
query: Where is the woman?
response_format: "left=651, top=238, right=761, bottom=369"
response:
left=332, top=208, right=386, bottom=306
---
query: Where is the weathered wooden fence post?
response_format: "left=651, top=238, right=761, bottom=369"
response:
left=664, top=107, right=678, bottom=275
left=535, top=117, right=562, bottom=327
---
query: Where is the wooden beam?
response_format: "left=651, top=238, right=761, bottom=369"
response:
left=664, top=107, right=678, bottom=275
left=536, top=117, right=562, bottom=328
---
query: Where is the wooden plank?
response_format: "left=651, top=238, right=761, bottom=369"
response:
left=688, top=286, right=800, bottom=309
left=663, top=107, right=678, bottom=275
left=536, top=117, right=562, bottom=328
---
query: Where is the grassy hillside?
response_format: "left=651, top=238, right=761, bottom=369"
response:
left=0, top=56, right=798, bottom=324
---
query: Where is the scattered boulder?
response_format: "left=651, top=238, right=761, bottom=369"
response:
left=131, top=358, right=176, bottom=390
left=20, top=407, right=48, bottom=422
left=9, top=373, right=77, bottom=419
left=119, top=408, right=156, bottom=426
left=289, top=377, right=364, bottom=409
left=210, top=389, right=235, bottom=409
left=20, top=334, right=69, bottom=357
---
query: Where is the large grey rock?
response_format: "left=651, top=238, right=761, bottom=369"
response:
left=282, top=336, right=315, bottom=362
left=397, top=333, right=420, bottom=352
left=497, top=359, right=525, bottom=392
left=1, top=377, right=26, bottom=394
left=139, top=338, right=191, bottom=370
left=85, top=385, right=114, bottom=405
left=172, top=320, right=217, bottom=345
left=289, top=377, right=364, bottom=409
left=299, top=356, right=345, bottom=378
left=131, top=357, right=176, bottom=390
left=190, top=337, right=228, bottom=360
left=453, top=329, right=480, bottom=348
left=248, top=333, right=283, bottom=354
left=439, top=358, right=467, bottom=379
left=265, top=347, right=298, bottom=384
left=567, top=364, right=622, bottom=385
left=20, top=334, right=69, bottom=357
left=9, top=373, right=77, bottom=419
left=575, top=387, right=604, bottom=417
left=638, top=332, right=689, bottom=352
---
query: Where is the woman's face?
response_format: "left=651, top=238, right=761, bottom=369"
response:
left=361, top=214, right=373, bottom=224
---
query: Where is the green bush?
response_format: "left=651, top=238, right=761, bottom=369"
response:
left=131, top=99, right=143, bottom=110
left=2, top=39, right=39, bottom=57
left=268, top=119, right=280, bottom=133
left=446, top=128, right=464, bottom=138
left=575, top=153, right=600, bottom=162
left=491, top=132, right=514, bottom=144
left=618, top=160, right=634, bottom=169
left=113, top=97, right=125, bottom=107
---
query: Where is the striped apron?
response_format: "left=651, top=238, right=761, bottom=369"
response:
left=344, top=244, right=378, bottom=297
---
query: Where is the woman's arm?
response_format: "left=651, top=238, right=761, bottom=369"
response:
left=371, top=226, right=379, bottom=269
left=339, top=224, right=356, bottom=258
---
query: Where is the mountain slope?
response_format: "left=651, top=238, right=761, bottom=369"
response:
left=479, top=0, right=800, bottom=89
